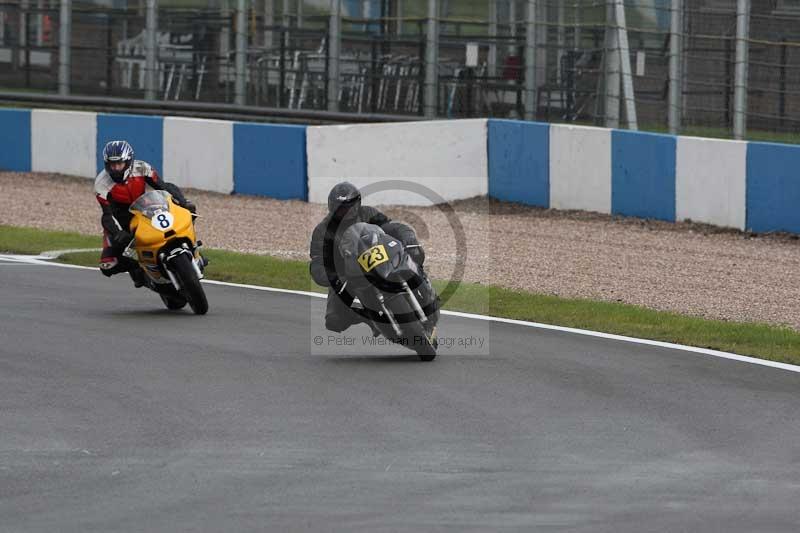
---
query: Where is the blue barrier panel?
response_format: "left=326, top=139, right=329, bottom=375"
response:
left=611, top=129, right=676, bottom=221
left=0, top=109, right=31, bottom=171
left=747, top=142, right=800, bottom=233
left=487, top=119, right=549, bottom=207
left=96, top=114, right=163, bottom=175
left=233, top=123, right=307, bottom=200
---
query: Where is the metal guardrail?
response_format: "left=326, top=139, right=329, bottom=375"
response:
left=0, top=91, right=419, bottom=125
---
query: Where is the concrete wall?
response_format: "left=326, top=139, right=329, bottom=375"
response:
left=676, top=136, right=746, bottom=230
left=31, top=109, right=97, bottom=177
left=485, top=120, right=793, bottom=234
left=746, top=142, right=800, bottom=234
left=549, top=124, right=611, bottom=214
left=163, top=117, right=234, bottom=194
left=611, top=130, right=676, bottom=222
left=307, top=120, right=488, bottom=206
left=233, top=123, right=307, bottom=200
left=4, top=110, right=800, bottom=236
left=96, top=114, right=164, bottom=176
left=487, top=120, right=549, bottom=207
left=0, top=110, right=307, bottom=201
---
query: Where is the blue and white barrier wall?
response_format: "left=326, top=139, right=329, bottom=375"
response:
left=0, top=107, right=307, bottom=199
left=3, top=106, right=800, bottom=234
left=487, top=119, right=777, bottom=233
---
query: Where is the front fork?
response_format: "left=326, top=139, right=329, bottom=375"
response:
left=373, top=285, right=430, bottom=338
left=402, top=281, right=428, bottom=324
left=375, top=291, right=402, bottom=336
left=160, top=243, right=204, bottom=292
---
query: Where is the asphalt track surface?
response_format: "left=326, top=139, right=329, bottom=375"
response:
left=1, top=257, right=800, bottom=532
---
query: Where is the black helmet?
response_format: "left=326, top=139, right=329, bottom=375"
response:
left=328, top=181, right=361, bottom=222
left=102, top=140, right=134, bottom=183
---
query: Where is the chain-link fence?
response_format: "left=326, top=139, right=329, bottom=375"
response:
left=0, top=1, right=797, bottom=140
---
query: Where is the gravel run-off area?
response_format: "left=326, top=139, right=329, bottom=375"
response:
left=2, top=171, right=800, bottom=331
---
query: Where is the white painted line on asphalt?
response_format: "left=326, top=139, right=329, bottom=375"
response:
left=0, top=257, right=58, bottom=265
left=202, top=279, right=326, bottom=299
left=0, top=254, right=99, bottom=270
left=39, top=248, right=102, bottom=259
left=0, top=255, right=39, bottom=263
left=3, top=253, right=799, bottom=374
left=443, top=309, right=800, bottom=373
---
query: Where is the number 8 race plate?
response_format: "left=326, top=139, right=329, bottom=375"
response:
left=357, top=244, right=389, bottom=272
left=152, top=211, right=174, bottom=232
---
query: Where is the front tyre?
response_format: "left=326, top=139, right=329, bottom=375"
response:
left=170, top=253, right=208, bottom=315
left=406, top=320, right=436, bottom=362
left=159, top=292, right=187, bottom=310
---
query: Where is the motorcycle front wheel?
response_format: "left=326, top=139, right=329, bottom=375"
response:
left=171, top=253, right=209, bottom=315
left=159, top=292, right=187, bottom=310
left=405, top=320, right=437, bottom=362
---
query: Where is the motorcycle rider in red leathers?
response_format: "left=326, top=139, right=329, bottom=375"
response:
left=95, top=140, right=195, bottom=286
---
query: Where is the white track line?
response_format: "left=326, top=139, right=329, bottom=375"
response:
left=2, top=253, right=799, bottom=374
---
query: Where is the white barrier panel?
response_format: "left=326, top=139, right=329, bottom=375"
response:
left=307, top=119, right=488, bottom=206
left=549, top=124, right=611, bottom=214
left=31, top=109, right=97, bottom=178
left=163, top=117, right=233, bottom=194
left=676, top=136, right=746, bottom=230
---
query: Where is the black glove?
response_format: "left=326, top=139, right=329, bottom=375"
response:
left=112, top=230, right=133, bottom=250
left=181, top=200, right=197, bottom=214
left=406, top=245, right=425, bottom=267
left=333, top=277, right=347, bottom=295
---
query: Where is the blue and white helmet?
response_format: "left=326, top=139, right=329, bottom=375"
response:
left=102, top=140, right=134, bottom=183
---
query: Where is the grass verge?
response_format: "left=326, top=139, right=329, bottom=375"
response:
left=3, top=224, right=800, bottom=365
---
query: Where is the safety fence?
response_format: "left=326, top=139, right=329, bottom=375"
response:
left=0, top=1, right=798, bottom=139
left=2, top=106, right=800, bottom=234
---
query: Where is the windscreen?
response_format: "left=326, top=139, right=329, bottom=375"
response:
left=129, top=190, right=170, bottom=218
left=338, top=222, right=383, bottom=259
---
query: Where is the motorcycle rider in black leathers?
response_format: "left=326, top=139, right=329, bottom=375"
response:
left=309, top=181, right=425, bottom=333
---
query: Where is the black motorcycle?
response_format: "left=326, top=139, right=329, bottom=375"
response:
left=338, top=223, right=440, bottom=361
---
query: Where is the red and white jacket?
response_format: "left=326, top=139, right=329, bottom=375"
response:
left=95, top=160, right=186, bottom=238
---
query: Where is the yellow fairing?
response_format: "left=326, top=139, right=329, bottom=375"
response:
left=129, top=197, right=196, bottom=281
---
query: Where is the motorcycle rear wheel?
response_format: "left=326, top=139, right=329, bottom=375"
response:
left=171, top=253, right=209, bottom=315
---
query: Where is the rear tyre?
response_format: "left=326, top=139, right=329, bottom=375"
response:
left=170, top=253, right=209, bottom=315
left=159, top=292, right=187, bottom=310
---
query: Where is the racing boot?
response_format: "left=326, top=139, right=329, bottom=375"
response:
left=129, top=267, right=147, bottom=288
left=351, top=306, right=381, bottom=337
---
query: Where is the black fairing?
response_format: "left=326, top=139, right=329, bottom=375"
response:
left=339, top=223, right=421, bottom=292
left=338, top=223, right=439, bottom=332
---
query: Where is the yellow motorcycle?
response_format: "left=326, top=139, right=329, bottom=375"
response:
left=124, top=190, right=209, bottom=315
